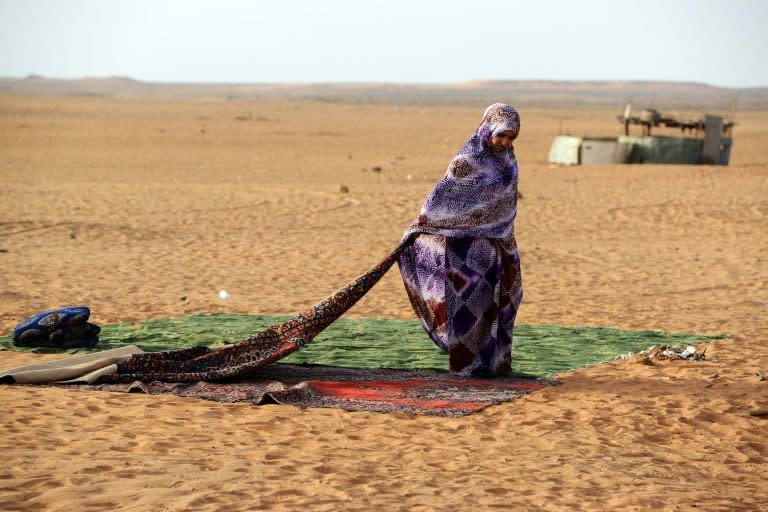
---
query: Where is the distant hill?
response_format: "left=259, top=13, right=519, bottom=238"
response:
left=1, top=76, right=766, bottom=109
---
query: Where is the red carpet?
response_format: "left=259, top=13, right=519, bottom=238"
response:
left=66, top=364, right=557, bottom=416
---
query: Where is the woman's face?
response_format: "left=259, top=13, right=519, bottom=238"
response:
left=488, top=130, right=516, bottom=153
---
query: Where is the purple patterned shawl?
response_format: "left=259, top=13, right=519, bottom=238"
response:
left=398, top=103, right=523, bottom=377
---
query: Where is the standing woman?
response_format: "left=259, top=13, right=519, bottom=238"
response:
left=399, top=103, right=523, bottom=377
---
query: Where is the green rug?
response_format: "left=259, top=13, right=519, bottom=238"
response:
left=0, top=315, right=726, bottom=378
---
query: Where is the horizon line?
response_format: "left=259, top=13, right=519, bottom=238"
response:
left=4, top=75, right=767, bottom=90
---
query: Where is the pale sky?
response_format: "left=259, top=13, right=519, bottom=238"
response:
left=0, top=0, right=766, bottom=87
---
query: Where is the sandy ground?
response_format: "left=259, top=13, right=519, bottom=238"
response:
left=0, top=95, right=766, bottom=511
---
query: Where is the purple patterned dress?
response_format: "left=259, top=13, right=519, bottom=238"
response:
left=398, top=103, right=523, bottom=377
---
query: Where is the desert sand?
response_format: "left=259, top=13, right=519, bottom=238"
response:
left=0, top=94, right=766, bottom=511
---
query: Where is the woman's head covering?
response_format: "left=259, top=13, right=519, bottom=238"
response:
left=484, top=103, right=520, bottom=130
left=481, top=102, right=521, bottom=139
left=404, top=103, right=521, bottom=240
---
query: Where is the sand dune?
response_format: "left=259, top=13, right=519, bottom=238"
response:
left=0, top=95, right=766, bottom=510
left=2, top=76, right=767, bottom=108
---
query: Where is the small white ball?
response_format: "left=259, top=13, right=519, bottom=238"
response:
left=219, top=289, right=229, bottom=300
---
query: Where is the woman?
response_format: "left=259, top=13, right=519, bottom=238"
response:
left=399, top=103, right=523, bottom=377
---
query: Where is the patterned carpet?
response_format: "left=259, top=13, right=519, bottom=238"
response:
left=62, top=363, right=557, bottom=416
